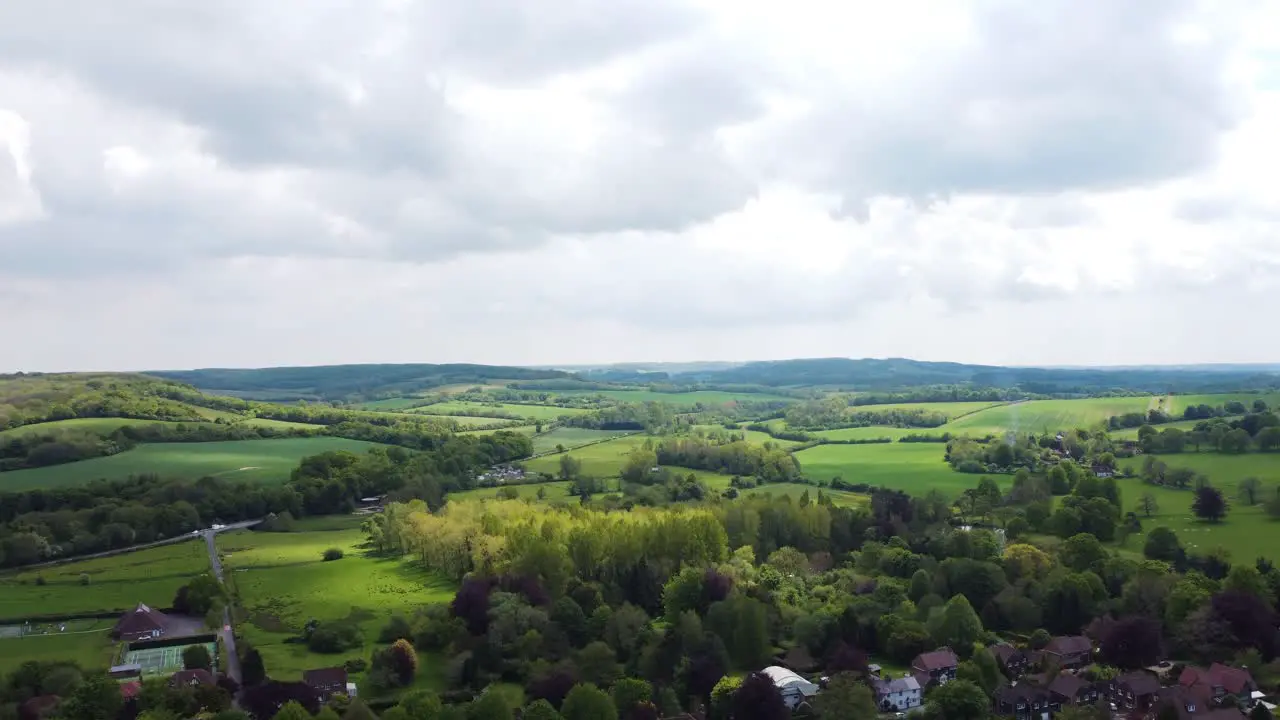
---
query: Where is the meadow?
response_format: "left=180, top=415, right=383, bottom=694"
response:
left=551, top=389, right=797, bottom=406
left=851, top=401, right=1005, bottom=418
left=0, top=540, right=210, bottom=620
left=1109, top=417, right=1242, bottom=440
left=0, top=629, right=117, bottom=675
left=940, top=397, right=1159, bottom=435
left=0, top=437, right=385, bottom=491
left=523, top=434, right=656, bottom=476
left=811, top=427, right=914, bottom=441
left=1163, top=393, right=1280, bottom=415
left=1112, top=477, right=1280, bottom=563
left=218, top=523, right=455, bottom=690
left=414, top=401, right=589, bottom=421
left=530, top=427, right=636, bottom=455
left=1117, top=451, right=1280, bottom=489
left=793, top=442, right=981, bottom=498
left=0, top=418, right=189, bottom=438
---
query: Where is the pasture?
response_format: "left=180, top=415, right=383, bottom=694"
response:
left=218, top=526, right=455, bottom=689
left=414, top=401, right=589, bottom=421
left=1163, top=393, right=1280, bottom=415
left=1118, top=451, right=1280, bottom=489
left=941, top=397, right=1159, bottom=435
left=524, top=434, right=656, bottom=477
left=354, top=397, right=432, bottom=411
left=551, top=389, right=796, bottom=406
left=850, top=401, right=1005, bottom=418
left=1114, top=477, right=1280, bottom=563
left=0, top=418, right=188, bottom=438
left=0, top=540, right=210, bottom=619
left=811, top=427, right=914, bottom=441
left=531, top=428, right=636, bottom=455
left=794, top=442, right=981, bottom=498
left=1109, top=418, right=1242, bottom=440
left=0, top=437, right=385, bottom=491
left=741, top=482, right=869, bottom=507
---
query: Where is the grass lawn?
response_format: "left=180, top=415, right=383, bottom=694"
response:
left=551, top=389, right=797, bottom=406
left=414, top=402, right=589, bottom=421
left=942, top=397, right=1160, bottom=435
left=0, top=437, right=386, bottom=490
left=794, top=443, right=985, bottom=498
left=0, top=540, right=210, bottom=620
left=0, top=631, right=118, bottom=675
left=218, top=527, right=456, bottom=691
left=531, top=428, right=636, bottom=455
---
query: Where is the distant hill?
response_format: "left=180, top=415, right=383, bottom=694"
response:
left=149, top=363, right=570, bottom=402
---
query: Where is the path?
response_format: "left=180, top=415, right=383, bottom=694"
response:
left=204, top=529, right=243, bottom=696
left=14, top=518, right=262, bottom=572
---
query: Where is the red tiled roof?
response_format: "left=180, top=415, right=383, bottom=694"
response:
left=112, top=603, right=169, bottom=639
left=912, top=649, right=958, bottom=671
left=1044, top=635, right=1091, bottom=656
left=119, top=682, right=142, bottom=699
left=1179, top=663, right=1254, bottom=695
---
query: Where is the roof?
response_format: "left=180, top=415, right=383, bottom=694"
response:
left=1117, top=671, right=1161, bottom=696
left=1048, top=674, right=1089, bottom=698
left=996, top=683, right=1049, bottom=703
left=874, top=676, right=920, bottom=695
left=760, top=667, right=818, bottom=695
left=112, top=603, right=169, bottom=638
left=912, top=649, right=958, bottom=671
left=1044, top=635, right=1092, bottom=656
left=303, top=667, right=349, bottom=688
left=1178, top=663, right=1255, bottom=695
left=170, top=669, right=215, bottom=686
left=119, top=682, right=142, bottom=699
left=989, top=643, right=1023, bottom=664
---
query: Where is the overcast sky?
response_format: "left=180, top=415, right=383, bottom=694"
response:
left=3, top=0, right=1280, bottom=372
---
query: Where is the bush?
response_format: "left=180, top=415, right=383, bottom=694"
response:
left=323, top=548, right=345, bottom=562
left=344, top=658, right=368, bottom=673
left=79, top=573, right=90, bottom=586
left=306, top=621, right=362, bottom=653
left=35, top=576, right=46, bottom=586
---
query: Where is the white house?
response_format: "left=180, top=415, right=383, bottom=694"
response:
left=761, top=666, right=820, bottom=710
left=873, top=676, right=922, bottom=712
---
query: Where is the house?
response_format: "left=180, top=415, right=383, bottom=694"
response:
left=993, top=683, right=1052, bottom=720
left=1179, top=664, right=1257, bottom=707
left=1110, top=671, right=1161, bottom=711
left=1154, top=685, right=1248, bottom=719
left=1047, top=673, right=1101, bottom=707
left=989, top=643, right=1031, bottom=678
left=169, top=669, right=215, bottom=688
left=108, top=664, right=142, bottom=681
left=302, top=667, right=350, bottom=701
left=911, top=648, right=959, bottom=687
left=759, top=667, right=820, bottom=710
left=1042, top=636, right=1092, bottom=669
left=111, top=603, right=170, bottom=643
left=1092, top=464, right=1115, bottom=478
left=872, top=675, right=921, bottom=713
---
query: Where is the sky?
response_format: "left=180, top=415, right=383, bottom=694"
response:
left=3, top=0, right=1280, bottom=372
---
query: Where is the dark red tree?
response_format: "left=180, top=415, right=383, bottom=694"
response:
left=1100, top=616, right=1163, bottom=669
left=730, top=673, right=788, bottom=720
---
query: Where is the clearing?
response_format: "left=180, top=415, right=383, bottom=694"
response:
left=0, top=437, right=385, bottom=491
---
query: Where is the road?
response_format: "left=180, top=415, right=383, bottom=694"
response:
left=17, top=518, right=262, bottom=572
left=204, top=528, right=243, bottom=694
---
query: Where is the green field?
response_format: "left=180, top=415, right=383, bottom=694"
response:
left=414, top=401, right=589, bottom=421
left=0, top=437, right=385, bottom=490
left=812, top=427, right=914, bottom=441
left=1110, top=418, right=1245, bottom=440
left=794, top=442, right=981, bottom=497
left=942, top=397, right=1159, bottom=435
left=0, top=540, right=210, bottom=619
left=1118, top=451, right=1280, bottom=488
left=219, top=527, right=455, bottom=690
left=0, top=630, right=117, bottom=675
left=531, top=428, right=636, bottom=455
left=354, top=397, right=432, bottom=411
left=850, top=401, right=1005, bottom=418
left=1164, top=393, right=1280, bottom=415
left=0, top=418, right=192, bottom=438
left=741, top=482, right=869, bottom=507
left=1113, top=477, right=1280, bottom=563
left=524, top=435, right=656, bottom=477
left=460, top=425, right=536, bottom=437
left=552, top=389, right=796, bottom=406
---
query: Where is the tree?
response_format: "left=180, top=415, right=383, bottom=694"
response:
left=274, top=702, right=315, bottom=720
left=343, top=701, right=380, bottom=720
left=610, top=679, right=652, bottom=717
left=183, top=644, right=213, bottom=671
left=523, top=700, right=564, bottom=720
left=1144, top=527, right=1182, bottom=562
left=811, top=673, right=876, bottom=720
left=576, top=642, right=621, bottom=687
left=922, top=679, right=989, bottom=720
left=174, top=573, right=224, bottom=615
left=59, top=673, right=123, bottom=720
left=1239, top=478, right=1263, bottom=506
left=323, top=548, right=345, bottom=561
left=561, top=684, right=617, bottom=720
left=469, top=690, right=514, bottom=720
left=729, top=673, right=787, bottom=720
left=1138, top=493, right=1159, bottom=518
left=926, top=595, right=984, bottom=655
left=1192, top=486, right=1228, bottom=523
left=1060, top=533, right=1109, bottom=573
left=1099, top=616, right=1162, bottom=669
left=241, top=648, right=267, bottom=686
left=559, top=455, right=583, bottom=482
left=387, top=640, right=419, bottom=686
left=1250, top=703, right=1275, bottom=720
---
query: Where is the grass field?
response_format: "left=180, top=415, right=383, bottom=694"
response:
left=850, top=401, right=1006, bottom=418
left=742, top=482, right=869, bottom=507
left=0, top=540, right=210, bottom=619
left=0, top=630, right=117, bottom=675
left=552, top=389, right=797, bottom=406
left=794, top=442, right=982, bottom=498
left=1118, top=451, right=1280, bottom=489
left=1164, top=393, right=1280, bottom=415
left=219, top=527, right=456, bottom=690
left=354, top=397, right=432, bottom=411
left=1113, top=477, right=1280, bottom=563
left=0, top=418, right=190, bottom=438
left=531, top=428, right=636, bottom=455
left=414, top=401, right=589, bottom=421
left=524, top=435, right=656, bottom=476
left=1110, top=417, right=1245, bottom=440
left=811, top=427, right=915, bottom=441
left=0, top=437, right=385, bottom=491
left=941, top=397, right=1160, bottom=435
left=460, top=425, right=537, bottom=437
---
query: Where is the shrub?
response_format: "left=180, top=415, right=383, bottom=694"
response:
left=323, top=548, right=344, bottom=562
left=35, top=576, right=46, bottom=586
left=79, top=573, right=90, bottom=586
left=344, top=658, right=368, bottom=673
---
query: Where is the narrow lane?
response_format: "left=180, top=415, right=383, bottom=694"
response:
left=204, top=530, right=243, bottom=694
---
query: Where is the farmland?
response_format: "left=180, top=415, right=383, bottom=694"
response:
left=851, top=400, right=1005, bottom=418
left=0, top=628, right=117, bottom=675
left=530, top=427, right=636, bottom=454
left=793, top=442, right=978, bottom=497
left=218, top=522, right=455, bottom=690
left=0, top=540, right=210, bottom=620
left=1114, top=477, right=1280, bottom=563
left=551, top=389, right=797, bottom=405
left=413, top=401, right=589, bottom=421
left=1109, top=417, right=1242, bottom=440
left=0, top=437, right=385, bottom=491
left=523, top=434, right=656, bottom=476
left=940, top=397, right=1159, bottom=435
left=1164, top=392, right=1280, bottom=415
left=1118, top=451, right=1280, bottom=489
left=811, top=426, right=915, bottom=441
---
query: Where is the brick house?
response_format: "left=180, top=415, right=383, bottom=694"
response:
left=910, top=648, right=958, bottom=688
left=1042, top=636, right=1092, bottom=669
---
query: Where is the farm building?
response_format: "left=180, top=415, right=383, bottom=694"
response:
left=111, top=603, right=171, bottom=642
left=759, top=666, right=819, bottom=710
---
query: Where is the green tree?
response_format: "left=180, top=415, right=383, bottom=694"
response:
left=273, top=703, right=314, bottom=720
left=709, top=677, right=741, bottom=720
left=183, top=644, right=213, bottom=671
left=561, top=684, right=617, bottom=720
left=522, top=701, right=564, bottom=720
left=1144, top=527, right=1182, bottom=562
left=908, top=570, right=932, bottom=602
left=1138, top=493, right=1159, bottom=517
left=1060, top=533, right=1109, bottom=572
left=925, top=595, right=984, bottom=657
left=317, top=709, right=343, bottom=720
left=957, top=648, right=1001, bottom=695
left=559, top=455, right=583, bottom=481
left=468, top=690, right=514, bottom=720
left=241, top=647, right=266, bottom=686
left=399, top=690, right=441, bottom=720
left=1238, top=477, right=1262, bottom=506
left=811, top=673, right=876, bottom=720
left=343, top=700, right=381, bottom=720
left=1225, top=565, right=1269, bottom=599
left=1192, top=486, right=1228, bottom=522
left=59, top=674, right=124, bottom=720
left=576, top=642, right=622, bottom=687
left=610, top=679, right=652, bottom=717
left=921, top=679, right=989, bottom=720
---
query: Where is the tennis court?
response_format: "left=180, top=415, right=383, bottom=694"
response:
left=122, top=642, right=216, bottom=675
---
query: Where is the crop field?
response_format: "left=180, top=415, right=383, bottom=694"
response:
left=941, top=397, right=1160, bottom=435
left=531, top=428, right=635, bottom=455
left=414, top=401, right=589, bottom=421
left=0, top=630, right=117, bottom=675
left=552, top=389, right=796, bottom=405
left=850, top=401, right=1005, bottom=418
left=0, top=540, right=210, bottom=620
left=524, top=434, right=656, bottom=477
left=1112, top=477, right=1279, bottom=563
left=1109, top=418, right=1243, bottom=440
left=218, top=527, right=455, bottom=688
left=794, top=442, right=982, bottom=498
left=0, top=437, right=385, bottom=491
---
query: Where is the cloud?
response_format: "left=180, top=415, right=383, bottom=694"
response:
left=1, top=0, right=1279, bottom=369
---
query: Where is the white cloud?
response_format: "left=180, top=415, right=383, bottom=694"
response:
left=1, top=0, right=1279, bottom=370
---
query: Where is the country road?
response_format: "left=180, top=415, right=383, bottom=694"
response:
left=204, top=528, right=244, bottom=693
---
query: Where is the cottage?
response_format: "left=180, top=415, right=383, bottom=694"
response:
left=111, top=603, right=171, bottom=643
left=1092, top=464, right=1115, bottom=478
left=993, top=683, right=1052, bottom=720
left=1042, top=635, right=1092, bottom=669
left=1179, top=664, right=1257, bottom=708
left=303, top=667, right=350, bottom=701
left=1110, top=670, right=1161, bottom=711
left=1047, top=673, right=1101, bottom=707
left=872, top=675, right=921, bottom=713
left=989, top=643, right=1031, bottom=678
left=759, top=667, right=819, bottom=710
left=911, top=648, right=958, bottom=688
